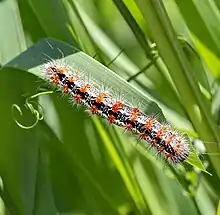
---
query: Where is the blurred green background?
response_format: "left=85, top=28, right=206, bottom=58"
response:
left=1, top=0, right=220, bottom=214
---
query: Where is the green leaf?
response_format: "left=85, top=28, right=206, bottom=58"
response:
left=174, top=0, right=220, bottom=78
left=135, top=0, right=220, bottom=178
left=0, top=0, right=26, bottom=64
left=0, top=69, right=40, bottom=215
left=4, top=38, right=207, bottom=174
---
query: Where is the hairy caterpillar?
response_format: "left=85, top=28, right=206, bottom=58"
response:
left=42, top=58, right=190, bottom=164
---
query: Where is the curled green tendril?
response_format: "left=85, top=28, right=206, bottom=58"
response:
left=12, top=91, right=54, bottom=129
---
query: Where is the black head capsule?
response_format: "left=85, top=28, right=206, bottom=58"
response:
left=51, top=67, right=57, bottom=73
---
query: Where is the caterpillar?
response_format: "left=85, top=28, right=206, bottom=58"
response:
left=43, top=58, right=189, bottom=164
